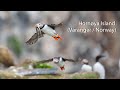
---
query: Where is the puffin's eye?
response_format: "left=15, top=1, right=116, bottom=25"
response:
left=36, top=27, right=39, bottom=30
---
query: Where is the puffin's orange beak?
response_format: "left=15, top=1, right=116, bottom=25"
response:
left=60, top=66, right=65, bottom=70
left=52, top=35, right=62, bottom=41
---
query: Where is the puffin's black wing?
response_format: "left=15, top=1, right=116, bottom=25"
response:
left=38, top=31, right=45, bottom=38
left=47, top=22, right=63, bottom=30
left=62, top=58, right=76, bottom=62
left=26, top=31, right=44, bottom=45
left=26, top=33, right=38, bottom=45
left=36, top=27, right=45, bottom=38
left=37, top=59, right=53, bottom=63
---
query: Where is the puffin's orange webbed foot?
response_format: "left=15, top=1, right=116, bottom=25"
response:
left=52, top=36, right=59, bottom=40
left=57, top=35, right=62, bottom=40
left=60, top=66, right=65, bottom=70
left=52, top=35, right=62, bottom=41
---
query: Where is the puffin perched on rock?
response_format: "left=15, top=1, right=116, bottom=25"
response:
left=26, top=22, right=63, bottom=45
left=93, top=55, right=105, bottom=79
left=81, top=59, right=92, bottom=72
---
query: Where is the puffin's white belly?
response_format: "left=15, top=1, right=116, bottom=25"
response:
left=81, top=64, right=92, bottom=72
left=93, top=62, right=105, bottom=79
left=41, top=25, right=57, bottom=37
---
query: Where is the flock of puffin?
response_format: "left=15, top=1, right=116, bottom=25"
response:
left=26, top=22, right=106, bottom=79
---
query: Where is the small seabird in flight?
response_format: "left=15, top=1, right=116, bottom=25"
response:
left=81, top=59, right=92, bottom=72
left=37, top=57, right=76, bottom=71
left=93, top=55, right=105, bottom=79
left=26, top=22, right=63, bottom=45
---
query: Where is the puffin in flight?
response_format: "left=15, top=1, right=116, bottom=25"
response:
left=36, top=57, right=76, bottom=71
left=26, top=22, right=63, bottom=45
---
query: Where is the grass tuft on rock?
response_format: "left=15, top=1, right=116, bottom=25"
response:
left=71, top=72, right=100, bottom=79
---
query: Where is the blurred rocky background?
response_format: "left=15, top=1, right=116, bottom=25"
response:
left=0, top=11, right=120, bottom=79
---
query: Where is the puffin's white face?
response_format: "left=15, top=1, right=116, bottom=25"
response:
left=35, top=23, right=44, bottom=30
left=58, top=57, right=65, bottom=67
left=59, top=57, right=62, bottom=62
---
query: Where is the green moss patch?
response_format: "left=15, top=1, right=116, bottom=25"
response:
left=7, top=36, right=23, bottom=57
left=33, top=63, right=53, bottom=69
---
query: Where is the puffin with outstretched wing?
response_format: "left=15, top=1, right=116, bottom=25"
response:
left=37, top=57, right=76, bottom=70
left=26, top=22, right=63, bottom=45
